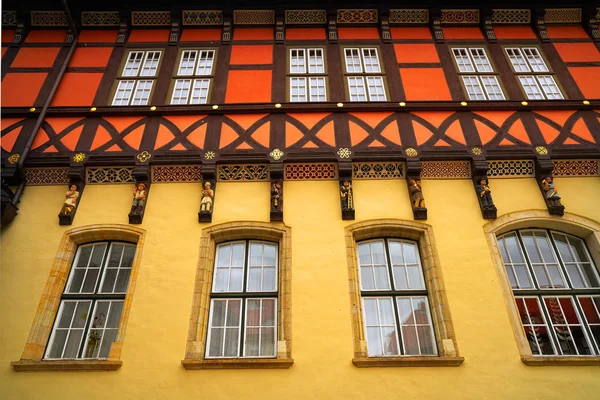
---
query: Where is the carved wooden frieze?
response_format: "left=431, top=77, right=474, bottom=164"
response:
left=81, top=11, right=120, bottom=27
left=491, top=9, right=531, bottom=24
left=182, top=10, right=223, bottom=25
left=285, top=10, right=327, bottom=25
left=389, top=9, right=428, bottom=24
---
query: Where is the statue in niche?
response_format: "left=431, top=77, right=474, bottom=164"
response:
left=60, top=184, right=79, bottom=215
left=271, top=182, right=282, bottom=212
left=340, top=180, right=354, bottom=210
left=476, top=177, right=494, bottom=209
left=130, top=183, right=147, bottom=215
left=408, top=179, right=426, bottom=209
left=541, top=176, right=562, bottom=207
left=200, top=182, right=214, bottom=212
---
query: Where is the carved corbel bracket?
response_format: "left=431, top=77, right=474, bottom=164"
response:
left=585, top=12, right=600, bottom=42
left=405, top=159, right=427, bottom=220
left=222, top=19, right=232, bottom=45
left=339, top=162, right=354, bottom=220
left=533, top=9, right=549, bottom=42
left=199, top=163, right=216, bottom=223
left=482, top=12, right=497, bottom=43
left=472, top=158, right=497, bottom=219
left=58, top=165, right=86, bottom=226
left=275, top=17, right=285, bottom=44
left=270, top=163, right=284, bottom=222
left=11, top=21, right=27, bottom=47
left=430, top=9, right=444, bottom=43
left=128, top=166, right=151, bottom=224
left=380, top=15, right=391, bottom=43
left=116, top=14, right=130, bottom=45
left=328, top=15, right=338, bottom=43
left=169, top=14, right=181, bottom=45
left=535, top=157, right=564, bottom=216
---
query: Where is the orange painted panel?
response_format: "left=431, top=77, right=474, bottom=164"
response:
left=51, top=73, right=103, bottom=106
left=444, top=119, right=466, bottom=145
left=287, top=113, right=331, bottom=130
left=170, top=143, right=186, bottom=151
left=1, top=72, right=47, bottom=106
left=91, top=125, right=111, bottom=151
left=441, top=27, right=484, bottom=40
left=225, top=70, right=272, bottom=103
left=233, top=28, right=273, bottom=41
left=186, top=123, right=207, bottom=149
left=1, top=123, right=23, bottom=152
left=493, top=26, right=537, bottom=40
left=44, top=118, right=83, bottom=136
left=230, top=45, right=273, bottom=65
left=473, top=111, right=515, bottom=129
left=369, top=139, right=385, bottom=148
left=564, top=137, right=579, bottom=145
left=220, top=124, right=238, bottom=148
left=394, top=44, right=439, bottom=63
left=25, top=30, right=66, bottom=43
left=507, top=119, right=530, bottom=144
left=349, top=112, right=393, bottom=129
left=380, top=122, right=401, bottom=146
left=12, top=48, right=59, bottom=68
left=434, top=139, right=451, bottom=147
left=411, top=121, right=433, bottom=145
left=1, top=118, right=24, bottom=132
left=474, top=120, right=498, bottom=145
left=107, top=143, right=125, bottom=152
left=236, top=142, right=253, bottom=150
left=401, top=69, right=451, bottom=101
left=128, top=29, right=170, bottom=43
left=103, top=116, right=145, bottom=133
left=286, top=28, right=327, bottom=41
left=390, top=27, right=431, bottom=40
left=2, top=30, right=15, bottom=43
left=43, top=145, right=58, bottom=153
left=302, top=141, right=318, bottom=148
left=534, top=110, right=576, bottom=127
left=349, top=121, right=369, bottom=146
left=499, top=138, right=515, bottom=146
left=338, top=27, right=380, bottom=40
left=61, top=125, right=84, bottom=151
left=69, top=47, right=113, bottom=67
left=411, top=112, right=453, bottom=129
left=554, top=43, right=600, bottom=63
left=569, top=67, right=600, bottom=99
left=1, top=47, right=7, bottom=58
left=315, top=120, right=336, bottom=146
left=572, top=119, right=595, bottom=143
left=285, top=121, right=304, bottom=147
left=154, top=124, right=176, bottom=149
left=79, top=30, right=118, bottom=43
left=123, top=125, right=144, bottom=150
left=180, top=29, right=222, bottom=42
left=31, top=128, right=50, bottom=150
left=251, top=122, right=270, bottom=147
left=536, top=119, right=560, bottom=144
left=163, top=115, right=208, bottom=132
left=546, top=26, right=589, bottom=39
left=226, top=114, right=268, bottom=130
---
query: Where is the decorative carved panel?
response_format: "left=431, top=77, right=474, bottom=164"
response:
left=337, top=9, right=378, bottom=24
left=151, top=165, right=202, bottom=183
left=25, top=168, right=70, bottom=186
left=81, top=11, right=120, bottom=27
left=440, top=9, right=480, bottom=24
left=352, top=162, right=405, bottom=180
left=285, top=163, right=337, bottom=180
left=285, top=10, right=327, bottom=25
left=487, top=160, right=535, bottom=178
left=217, top=164, right=269, bottom=181
left=182, top=10, right=223, bottom=26
left=491, top=9, right=531, bottom=24
left=131, top=11, right=171, bottom=26
left=552, top=160, right=599, bottom=177
left=31, top=11, right=68, bottom=27
left=544, top=8, right=582, bottom=24
left=233, top=10, right=275, bottom=25
left=87, top=167, right=136, bottom=184
left=3, top=11, right=17, bottom=26
left=389, top=9, right=429, bottom=24
left=421, top=161, right=471, bottom=179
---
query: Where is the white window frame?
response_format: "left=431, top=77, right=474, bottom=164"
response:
left=288, top=47, right=327, bottom=103
left=343, top=47, right=387, bottom=102
left=452, top=47, right=505, bottom=101
left=112, top=50, right=162, bottom=106
left=169, top=48, right=216, bottom=105
left=504, top=47, right=564, bottom=100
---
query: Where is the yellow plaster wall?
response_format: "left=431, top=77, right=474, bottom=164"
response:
left=1, top=177, right=599, bottom=399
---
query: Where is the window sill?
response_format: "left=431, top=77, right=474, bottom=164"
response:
left=181, top=358, right=294, bottom=370
left=352, top=356, right=464, bottom=368
left=11, top=359, right=122, bottom=372
left=521, top=356, right=600, bottom=366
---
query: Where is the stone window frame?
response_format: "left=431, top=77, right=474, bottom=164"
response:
left=11, top=224, right=146, bottom=372
left=345, top=219, right=464, bottom=367
left=484, top=210, right=600, bottom=366
left=182, top=221, right=293, bottom=369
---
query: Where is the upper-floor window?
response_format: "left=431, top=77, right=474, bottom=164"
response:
left=451, top=47, right=506, bottom=101
left=170, top=49, right=216, bottom=105
left=497, top=230, right=600, bottom=356
left=112, top=50, right=162, bottom=106
left=288, top=48, right=327, bottom=102
left=504, top=47, right=564, bottom=100
left=206, top=241, right=278, bottom=358
left=343, top=47, right=387, bottom=102
left=357, top=239, right=437, bottom=356
left=45, top=242, right=136, bottom=359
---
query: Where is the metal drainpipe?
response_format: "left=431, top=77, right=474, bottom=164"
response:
left=11, top=0, right=79, bottom=205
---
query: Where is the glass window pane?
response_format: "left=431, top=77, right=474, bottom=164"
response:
left=407, top=265, right=425, bottom=290
left=361, top=266, right=375, bottom=290
left=211, top=300, right=226, bottom=326
left=63, top=329, right=83, bottom=358
left=401, top=326, right=419, bottom=355
left=72, top=301, right=91, bottom=329
left=224, top=328, right=239, bottom=357
left=515, top=265, right=534, bottom=289
left=57, top=302, right=76, bottom=328
left=504, top=234, right=524, bottom=263
left=364, top=299, right=379, bottom=325
left=371, top=241, right=386, bottom=265
left=375, top=265, right=390, bottom=290
left=47, top=330, right=68, bottom=359
left=246, top=299, right=260, bottom=326
left=397, top=298, right=414, bottom=325
left=358, top=243, right=371, bottom=265
left=260, top=327, right=275, bottom=356
left=208, top=328, right=224, bottom=357
left=381, top=326, right=400, bottom=355
left=99, top=329, right=117, bottom=359
left=522, top=232, right=542, bottom=263
left=366, top=327, right=382, bottom=356
left=245, top=327, right=259, bottom=356
left=106, top=301, right=124, bottom=328
left=417, top=325, right=437, bottom=355
left=229, top=267, right=243, bottom=291
left=378, top=298, right=395, bottom=326
left=261, top=299, right=276, bottom=326
left=226, top=299, right=241, bottom=327
left=393, top=266, right=409, bottom=290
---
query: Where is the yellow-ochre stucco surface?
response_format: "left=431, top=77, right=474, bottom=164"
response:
left=1, top=177, right=599, bottom=399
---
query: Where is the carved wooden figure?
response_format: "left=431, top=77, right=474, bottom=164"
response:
left=541, top=176, right=564, bottom=216
left=128, top=182, right=149, bottom=224
left=198, top=181, right=216, bottom=222
left=475, top=177, right=497, bottom=219
left=58, top=183, right=82, bottom=225
left=340, top=179, right=355, bottom=220
left=407, top=179, right=427, bottom=220
left=270, top=181, right=283, bottom=222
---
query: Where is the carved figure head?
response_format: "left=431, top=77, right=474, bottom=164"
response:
left=479, top=178, right=488, bottom=185
left=70, top=184, right=78, bottom=191
left=137, top=183, right=146, bottom=191
left=204, top=182, right=212, bottom=189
